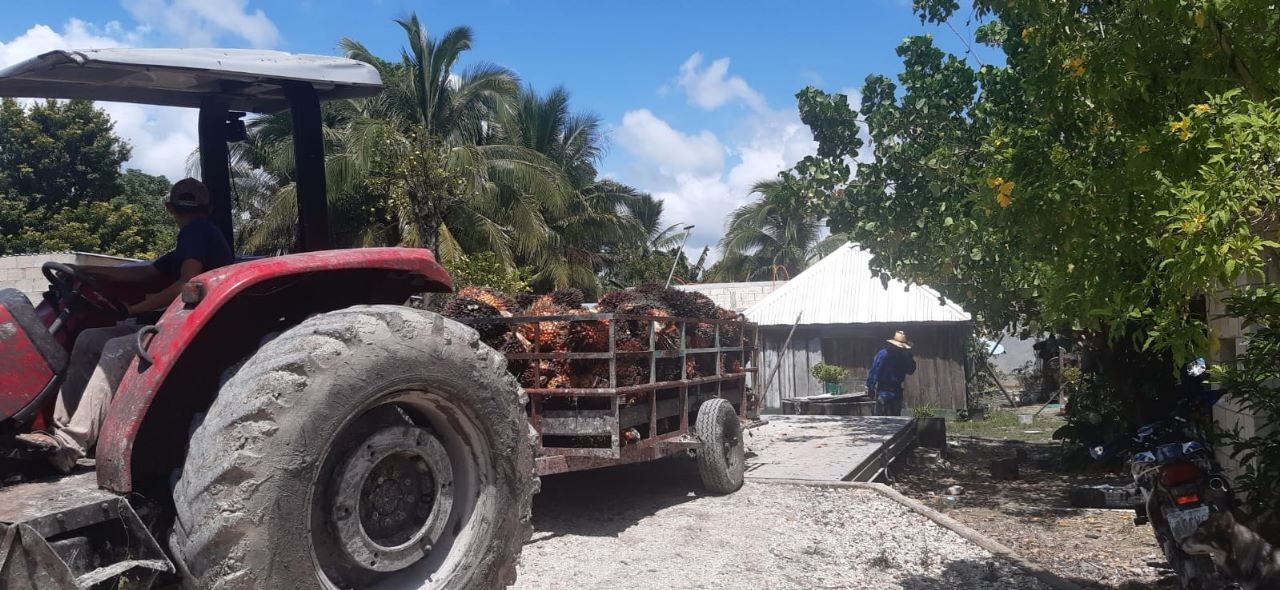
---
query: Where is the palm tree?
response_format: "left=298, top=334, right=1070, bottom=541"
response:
left=507, top=85, right=649, bottom=295
left=623, top=192, right=685, bottom=250
left=708, top=177, right=845, bottom=282
left=241, top=14, right=571, bottom=263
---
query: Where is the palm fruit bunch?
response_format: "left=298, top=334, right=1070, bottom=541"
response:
left=568, top=360, right=612, bottom=388
left=686, top=322, right=717, bottom=349
left=566, top=317, right=610, bottom=352
left=444, top=284, right=748, bottom=390
left=520, top=358, right=568, bottom=389
left=491, top=331, right=533, bottom=377
left=519, top=295, right=572, bottom=349
left=716, top=307, right=743, bottom=345
left=456, top=285, right=517, bottom=315
left=655, top=358, right=683, bottom=382
left=613, top=333, right=650, bottom=386
left=720, top=352, right=745, bottom=374
left=441, top=296, right=506, bottom=341
left=513, top=292, right=540, bottom=312
left=549, top=288, right=585, bottom=309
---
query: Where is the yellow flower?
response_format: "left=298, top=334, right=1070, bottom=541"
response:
left=1067, top=263, right=1075, bottom=273
left=995, top=180, right=1015, bottom=208
left=985, top=176, right=1004, bottom=188
left=1063, top=55, right=1087, bottom=77
left=1137, top=143, right=1150, bottom=153
left=1194, top=103, right=1211, bottom=114
left=1169, top=116, right=1192, bottom=141
left=1021, top=27, right=1034, bottom=41
left=1194, top=10, right=1207, bottom=28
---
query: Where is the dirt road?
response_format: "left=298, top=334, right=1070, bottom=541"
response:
left=514, top=459, right=1051, bottom=590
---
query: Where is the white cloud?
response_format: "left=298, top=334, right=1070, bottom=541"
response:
left=617, top=55, right=821, bottom=262
left=677, top=53, right=767, bottom=112
left=617, top=109, right=725, bottom=178
left=0, top=20, right=198, bottom=182
left=122, top=0, right=280, bottom=48
left=0, top=19, right=138, bottom=67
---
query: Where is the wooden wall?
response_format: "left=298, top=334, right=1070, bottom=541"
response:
left=757, top=322, right=970, bottom=411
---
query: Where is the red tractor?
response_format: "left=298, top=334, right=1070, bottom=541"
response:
left=0, top=48, right=536, bottom=589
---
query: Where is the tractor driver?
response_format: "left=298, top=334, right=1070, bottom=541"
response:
left=16, top=178, right=234, bottom=473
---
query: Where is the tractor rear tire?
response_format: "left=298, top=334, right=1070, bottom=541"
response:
left=168, top=305, right=537, bottom=589
left=695, top=398, right=745, bottom=494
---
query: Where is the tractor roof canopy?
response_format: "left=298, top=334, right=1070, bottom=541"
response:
left=0, top=48, right=382, bottom=112
left=0, top=48, right=385, bottom=252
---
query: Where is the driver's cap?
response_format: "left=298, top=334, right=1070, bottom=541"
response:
left=167, top=178, right=210, bottom=209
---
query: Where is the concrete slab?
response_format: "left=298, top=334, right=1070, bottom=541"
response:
left=745, top=414, right=917, bottom=482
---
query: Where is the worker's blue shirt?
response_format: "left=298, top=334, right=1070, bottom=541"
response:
left=152, top=217, right=233, bottom=280
left=866, top=346, right=917, bottom=397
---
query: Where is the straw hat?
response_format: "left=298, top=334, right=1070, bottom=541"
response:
left=886, top=331, right=912, bottom=349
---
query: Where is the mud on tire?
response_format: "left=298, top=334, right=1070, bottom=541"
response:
left=169, top=305, right=537, bottom=589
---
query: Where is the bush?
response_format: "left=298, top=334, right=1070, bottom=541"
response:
left=810, top=362, right=848, bottom=384
left=911, top=403, right=939, bottom=418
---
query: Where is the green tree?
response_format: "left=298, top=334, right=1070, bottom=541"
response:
left=601, top=192, right=702, bottom=289
left=0, top=98, right=131, bottom=208
left=791, top=0, right=1280, bottom=366
left=709, top=177, right=845, bottom=282
left=449, top=251, right=532, bottom=294
left=36, top=200, right=172, bottom=259
left=244, top=14, right=572, bottom=265
left=116, top=168, right=176, bottom=251
left=510, top=86, right=647, bottom=296
left=0, top=103, right=172, bottom=259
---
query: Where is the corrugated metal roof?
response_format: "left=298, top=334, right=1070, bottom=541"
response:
left=743, top=243, right=971, bottom=326
left=675, top=281, right=785, bottom=312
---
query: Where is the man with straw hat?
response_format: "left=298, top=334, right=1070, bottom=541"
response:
left=866, top=331, right=917, bottom=416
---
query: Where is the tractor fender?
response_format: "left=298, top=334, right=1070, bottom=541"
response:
left=96, top=247, right=452, bottom=493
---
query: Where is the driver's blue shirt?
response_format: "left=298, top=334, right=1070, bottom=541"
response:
left=152, top=217, right=233, bottom=279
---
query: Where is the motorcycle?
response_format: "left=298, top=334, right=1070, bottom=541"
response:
left=1090, top=359, right=1236, bottom=590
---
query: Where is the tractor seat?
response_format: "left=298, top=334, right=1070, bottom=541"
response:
left=0, top=288, right=68, bottom=374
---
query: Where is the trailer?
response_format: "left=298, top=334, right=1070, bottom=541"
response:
left=460, top=311, right=759, bottom=492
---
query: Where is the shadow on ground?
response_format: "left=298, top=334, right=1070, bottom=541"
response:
left=895, top=558, right=1176, bottom=590
left=893, top=435, right=1176, bottom=590
left=529, top=457, right=703, bottom=542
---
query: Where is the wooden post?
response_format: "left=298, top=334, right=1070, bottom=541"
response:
left=984, top=360, right=1019, bottom=408
left=761, top=312, right=803, bottom=408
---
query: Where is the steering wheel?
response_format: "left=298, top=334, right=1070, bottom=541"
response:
left=42, top=261, right=131, bottom=319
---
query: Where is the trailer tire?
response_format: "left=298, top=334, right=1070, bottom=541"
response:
left=695, top=398, right=745, bottom=494
left=168, top=305, right=537, bottom=589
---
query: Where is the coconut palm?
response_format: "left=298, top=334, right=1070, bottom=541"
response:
left=507, top=85, right=651, bottom=295
left=623, top=192, right=686, bottom=250
left=709, top=177, right=846, bottom=282
left=241, top=14, right=571, bottom=263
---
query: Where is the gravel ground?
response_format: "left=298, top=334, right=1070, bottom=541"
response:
left=894, top=436, right=1173, bottom=589
left=514, top=459, right=1050, bottom=590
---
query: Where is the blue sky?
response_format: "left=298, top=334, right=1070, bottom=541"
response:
left=0, top=0, right=997, bottom=254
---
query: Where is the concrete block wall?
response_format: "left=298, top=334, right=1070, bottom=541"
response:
left=0, top=252, right=138, bottom=305
left=1208, top=271, right=1272, bottom=484
left=677, top=281, right=784, bottom=312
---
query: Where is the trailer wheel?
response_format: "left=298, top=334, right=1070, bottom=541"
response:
left=694, top=398, right=745, bottom=494
left=169, top=305, right=537, bottom=589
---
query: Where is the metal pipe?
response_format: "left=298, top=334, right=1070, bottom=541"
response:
left=198, top=96, right=234, bottom=248
left=665, top=225, right=695, bottom=288
left=284, top=82, right=330, bottom=252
